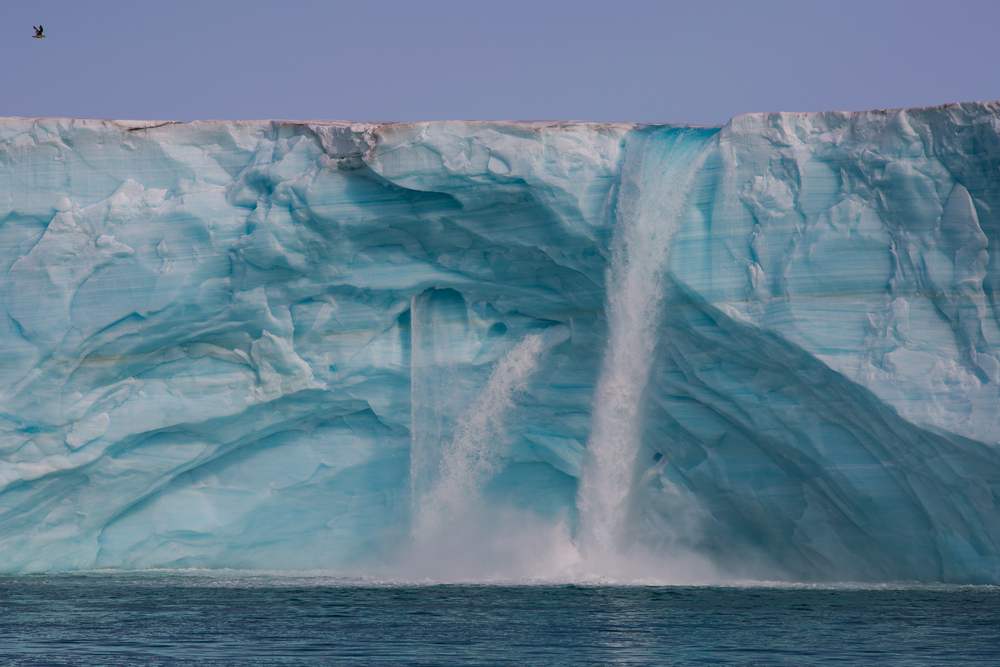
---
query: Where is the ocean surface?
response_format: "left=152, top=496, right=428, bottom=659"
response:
left=0, top=573, right=997, bottom=665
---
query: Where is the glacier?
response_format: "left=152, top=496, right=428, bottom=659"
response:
left=0, top=103, right=998, bottom=582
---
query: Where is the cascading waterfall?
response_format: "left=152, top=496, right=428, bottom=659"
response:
left=402, top=130, right=715, bottom=581
left=576, top=128, right=714, bottom=563
left=416, top=326, right=566, bottom=533
left=400, top=130, right=716, bottom=581
left=404, top=325, right=573, bottom=579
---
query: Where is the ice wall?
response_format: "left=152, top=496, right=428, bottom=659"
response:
left=0, top=104, right=996, bottom=581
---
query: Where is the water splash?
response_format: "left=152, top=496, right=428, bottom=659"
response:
left=417, top=328, right=562, bottom=531
left=401, top=129, right=718, bottom=583
left=577, top=128, right=714, bottom=561
left=406, top=326, right=573, bottom=579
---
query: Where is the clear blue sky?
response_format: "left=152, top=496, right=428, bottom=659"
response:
left=2, top=0, right=998, bottom=124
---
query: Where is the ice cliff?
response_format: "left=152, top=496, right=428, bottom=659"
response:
left=0, top=103, right=998, bottom=582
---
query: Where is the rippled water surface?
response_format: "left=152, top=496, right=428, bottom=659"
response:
left=0, top=574, right=997, bottom=665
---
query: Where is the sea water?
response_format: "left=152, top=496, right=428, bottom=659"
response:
left=0, top=573, right=997, bottom=665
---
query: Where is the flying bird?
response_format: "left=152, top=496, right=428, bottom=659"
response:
left=32, top=25, right=45, bottom=39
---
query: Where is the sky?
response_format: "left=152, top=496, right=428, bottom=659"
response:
left=1, top=0, right=998, bottom=124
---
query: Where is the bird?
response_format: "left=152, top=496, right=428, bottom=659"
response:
left=32, top=25, right=45, bottom=39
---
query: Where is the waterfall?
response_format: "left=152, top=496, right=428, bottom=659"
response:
left=577, top=128, right=713, bottom=561
left=409, top=286, right=565, bottom=527
left=403, top=324, right=571, bottom=580
left=416, top=327, right=564, bottom=533
left=402, top=129, right=713, bottom=581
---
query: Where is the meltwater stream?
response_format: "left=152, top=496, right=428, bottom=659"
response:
left=416, top=326, right=568, bottom=533
left=401, top=128, right=718, bottom=583
left=576, top=129, right=715, bottom=569
left=405, top=325, right=578, bottom=580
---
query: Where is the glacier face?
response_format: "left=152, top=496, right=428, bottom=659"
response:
left=0, top=105, right=997, bottom=582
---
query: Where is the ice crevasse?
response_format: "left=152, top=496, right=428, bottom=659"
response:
left=0, top=102, right=998, bottom=582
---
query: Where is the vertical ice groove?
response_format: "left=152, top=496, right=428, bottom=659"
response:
left=577, top=128, right=713, bottom=559
left=407, top=289, right=470, bottom=515
left=408, top=292, right=423, bottom=514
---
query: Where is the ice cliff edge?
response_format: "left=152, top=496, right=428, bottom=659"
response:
left=0, top=102, right=997, bottom=581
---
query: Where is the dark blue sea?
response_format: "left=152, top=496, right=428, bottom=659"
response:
left=0, top=573, right=997, bottom=665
